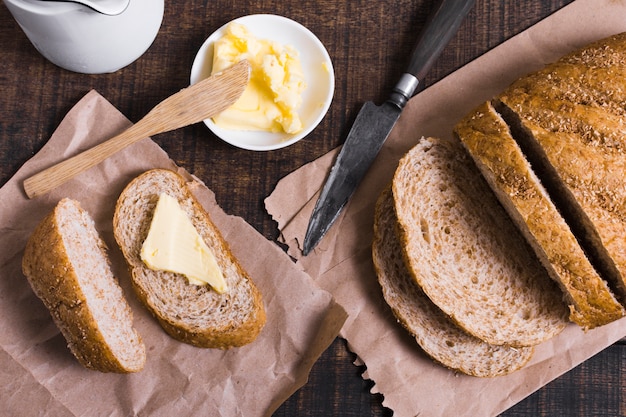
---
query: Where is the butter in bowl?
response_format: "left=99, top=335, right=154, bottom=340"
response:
left=190, top=14, right=335, bottom=151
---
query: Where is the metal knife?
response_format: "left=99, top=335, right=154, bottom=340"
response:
left=302, top=0, right=475, bottom=255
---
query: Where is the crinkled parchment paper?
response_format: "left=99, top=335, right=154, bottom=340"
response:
left=265, top=0, right=626, bottom=415
left=0, top=90, right=347, bottom=416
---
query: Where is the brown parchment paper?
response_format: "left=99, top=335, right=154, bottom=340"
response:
left=0, top=90, right=348, bottom=416
left=265, top=0, right=626, bottom=415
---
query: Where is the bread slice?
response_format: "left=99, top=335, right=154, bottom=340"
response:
left=113, top=169, right=266, bottom=349
left=22, top=198, right=146, bottom=373
left=392, top=137, right=568, bottom=347
left=373, top=186, right=534, bottom=377
left=497, top=33, right=626, bottom=305
left=455, top=101, right=625, bottom=329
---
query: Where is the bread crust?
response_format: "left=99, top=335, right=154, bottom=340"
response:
left=113, top=169, right=266, bottom=349
left=455, top=102, right=625, bottom=329
left=22, top=199, right=146, bottom=373
left=454, top=33, right=626, bottom=329
left=498, top=32, right=626, bottom=304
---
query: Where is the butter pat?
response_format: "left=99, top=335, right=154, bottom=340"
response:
left=140, top=193, right=227, bottom=293
left=211, top=22, right=307, bottom=134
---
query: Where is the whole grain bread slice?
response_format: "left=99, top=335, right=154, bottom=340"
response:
left=392, top=137, right=569, bottom=347
left=455, top=101, right=625, bottom=329
left=22, top=198, right=146, bottom=373
left=113, top=169, right=266, bottom=349
left=373, top=186, right=534, bottom=377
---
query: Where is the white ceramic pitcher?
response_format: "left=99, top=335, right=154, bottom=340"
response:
left=3, top=0, right=164, bottom=74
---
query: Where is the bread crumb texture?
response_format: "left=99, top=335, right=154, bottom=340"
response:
left=392, top=137, right=569, bottom=347
left=373, top=186, right=534, bottom=377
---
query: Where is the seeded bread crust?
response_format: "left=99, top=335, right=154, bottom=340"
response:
left=392, top=137, right=569, bottom=347
left=22, top=198, right=146, bottom=373
left=498, top=32, right=626, bottom=304
left=113, top=169, right=266, bottom=349
left=455, top=102, right=625, bottom=329
left=373, top=186, right=534, bottom=377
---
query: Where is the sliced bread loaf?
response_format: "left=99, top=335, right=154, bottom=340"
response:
left=113, top=169, right=266, bottom=349
left=455, top=101, right=625, bottom=329
left=373, top=186, right=534, bottom=377
left=22, top=198, right=146, bottom=373
left=392, top=137, right=568, bottom=347
left=497, top=32, right=626, bottom=305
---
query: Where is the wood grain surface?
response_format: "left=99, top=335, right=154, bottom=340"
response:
left=1, top=0, right=624, bottom=415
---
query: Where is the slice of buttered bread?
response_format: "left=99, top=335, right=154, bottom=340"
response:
left=22, top=198, right=146, bottom=373
left=455, top=101, right=625, bottom=329
left=392, top=137, right=569, bottom=347
left=373, top=187, right=534, bottom=377
left=113, top=169, right=266, bottom=349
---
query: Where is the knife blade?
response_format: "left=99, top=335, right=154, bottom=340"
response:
left=302, top=0, right=475, bottom=255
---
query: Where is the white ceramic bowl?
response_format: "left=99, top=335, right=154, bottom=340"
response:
left=190, top=14, right=335, bottom=151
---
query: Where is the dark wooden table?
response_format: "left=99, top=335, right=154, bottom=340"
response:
left=1, top=0, right=624, bottom=415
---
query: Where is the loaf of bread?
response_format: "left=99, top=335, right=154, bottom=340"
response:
left=22, top=198, right=146, bottom=373
left=113, top=169, right=266, bottom=349
left=455, top=33, right=626, bottom=329
left=391, top=137, right=569, bottom=347
left=373, top=185, right=534, bottom=377
left=498, top=33, right=626, bottom=302
left=455, top=101, right=625, bottom=329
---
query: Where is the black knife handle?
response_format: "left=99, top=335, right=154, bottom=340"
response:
left=389, top=0, right=475, bottom=107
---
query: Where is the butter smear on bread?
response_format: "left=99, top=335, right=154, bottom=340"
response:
left=211, top=22, right=307, bottom=134
left=140, top=193, right=227, bottom=293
